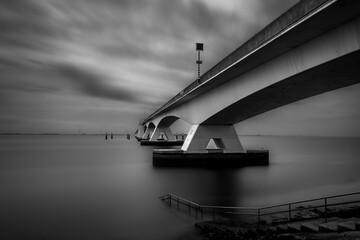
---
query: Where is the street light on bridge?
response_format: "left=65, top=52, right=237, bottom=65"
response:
left=196, top=42, right=203, bottom=84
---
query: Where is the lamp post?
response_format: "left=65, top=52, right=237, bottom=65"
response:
left=196, top=43, right=203, bottom=84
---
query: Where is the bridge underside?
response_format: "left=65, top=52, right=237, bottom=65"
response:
left=204, top=50, right=360, bottom=124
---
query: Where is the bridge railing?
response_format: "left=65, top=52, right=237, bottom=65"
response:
left=160, top=191, right=360, bottom=228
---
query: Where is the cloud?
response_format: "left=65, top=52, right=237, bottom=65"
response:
left=0, top=0, right=54, bottom=51
left=56, top=64, right=147, bottom=104
left=45, top=0, right=246, bottom=75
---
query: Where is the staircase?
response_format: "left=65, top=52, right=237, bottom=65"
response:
left=269, top=217, right=360, bottom=233
left=160, top=191, right=360, bottom=234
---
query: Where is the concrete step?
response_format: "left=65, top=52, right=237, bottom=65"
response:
left=287, top=222, right=301, bottom=232
left=267, top=226, right=277, bottom=233
left=300, top=219, right=325, bottom=233
left=338, top=221, right=356, bottom=232
left=356, top=221, right=360, bottom=230
left=276, top=224, right=288, bottom=233
left=318, top=217, right=344, bottom=232
left=315, top=217, right=360, bottom=233
left=337, top=218, right=360, bottom=232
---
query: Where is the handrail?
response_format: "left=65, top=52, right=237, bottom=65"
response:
left=159, top=191, right=360, bottom=228
left=200, top=205, right=258, bottom=210
left=159, top=193, right=199, bottom=207
left=259, top=191, right=360, bottom=210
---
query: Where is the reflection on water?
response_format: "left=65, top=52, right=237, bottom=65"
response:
left=0, top=135, right=359, bottom=239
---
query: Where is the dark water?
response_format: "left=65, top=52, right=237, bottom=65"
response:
left=0, top=135, right=359, bottom=239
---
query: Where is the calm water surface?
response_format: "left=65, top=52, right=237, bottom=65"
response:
left=0, top=135, right=359, bottom=239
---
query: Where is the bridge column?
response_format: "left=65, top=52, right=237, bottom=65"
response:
left=135, top=125, right=145, bottom=140
left=181, top=124, right=245, bottom=153
left=150, top=126, right=175, bottom=141
left=142, top=125, right=154, bottom=140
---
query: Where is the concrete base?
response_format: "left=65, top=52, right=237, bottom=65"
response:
left=153, top=149, right=269, bottom=167
left=140, top=140, right=184, bottom=146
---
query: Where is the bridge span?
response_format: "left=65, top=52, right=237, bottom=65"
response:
left=136, top=0, right=360, bottom=155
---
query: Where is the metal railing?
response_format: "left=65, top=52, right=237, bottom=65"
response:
left=159, top=191, right=360, bottom=228
left=159, top=194, right=200, bottom=217
left=159, top=194, right=259, bottom=223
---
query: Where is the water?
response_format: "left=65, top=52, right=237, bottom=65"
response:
left=0, top=135, right=359, bottom=239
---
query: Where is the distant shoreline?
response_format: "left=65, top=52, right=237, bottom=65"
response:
left=1, top=133, right=359, bottom=138
left=0, top=133, right=130, bottom=136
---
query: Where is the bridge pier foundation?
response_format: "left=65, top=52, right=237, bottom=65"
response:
left=135, top=125, right=145, bottom=141
left=150, top=126, right=175, bottom=141
left=140, top=124, right=184, bottom=146
left=181, top=124, right=245, bottom=153
left=153, top=124, right=268, bottom=167
left=142, top=125, right=154, bottom=140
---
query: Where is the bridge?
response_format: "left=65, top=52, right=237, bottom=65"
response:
left=136, top=0, right=360, bottom=156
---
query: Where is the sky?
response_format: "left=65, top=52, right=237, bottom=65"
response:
left=0, top=0, right=359, bottom=136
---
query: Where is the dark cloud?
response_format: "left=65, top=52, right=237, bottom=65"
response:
left=1, top=83, right=60, bottom=94
left=92, top=0, right=245, bottom=79
left=0, top=0, right=54, bottom=51
left=0, top=56, right=19, bottom=68
left=155, top=0, right=218, bottom=35
left=0, top=67, right=61, bottom=99
left=255, top=0, right=299, bottom=21
left=0, top=0, right=46, bottom=16
left=57, top=65, right=146, bottom=104
left=207, top=0, right=299, bottom=67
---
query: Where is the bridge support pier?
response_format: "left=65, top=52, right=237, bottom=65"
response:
left=150, top=126, right=175, bottom=141
left=140, top=123, right=184, bottom=146
left=181, top=124, right=245, bottom=153
left=142, top=125, right=154, bottom=140
left=135, top=125, right=145, bottom=141
left=153, top=124, right=268, bottom=167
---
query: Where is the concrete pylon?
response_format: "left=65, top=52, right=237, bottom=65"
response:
left=142, top=125, right=155, bottom=140
left=150, top=126, right=175, bottom=141
left=136, top=125, right=145, bottom=139
left=181, top=124, right=245, bottom=153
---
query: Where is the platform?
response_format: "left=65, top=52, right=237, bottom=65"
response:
left=153, top=149, right=269, bottom=167
left=140, top=140, right=184, bottom=146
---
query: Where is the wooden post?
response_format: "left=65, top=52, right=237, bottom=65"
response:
left=324, top=198, right=328, bottom=222
left=289, top=204, right=291, bottom=221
